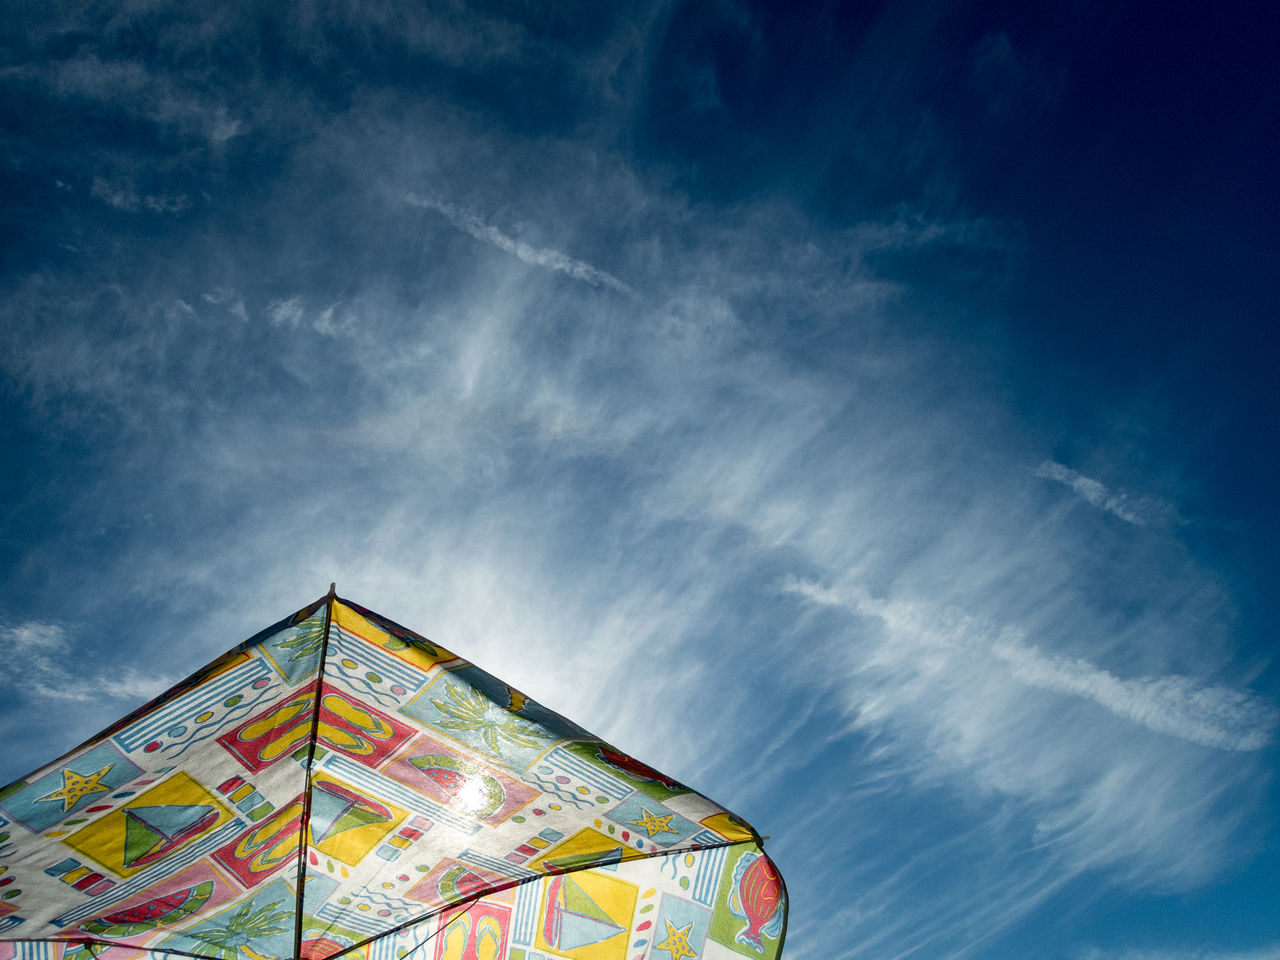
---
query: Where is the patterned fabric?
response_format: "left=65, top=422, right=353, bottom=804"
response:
left=0, top=594, right=787, bottom=960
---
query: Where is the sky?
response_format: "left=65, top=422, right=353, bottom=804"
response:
left=1, top=1, right=1278, bottom=958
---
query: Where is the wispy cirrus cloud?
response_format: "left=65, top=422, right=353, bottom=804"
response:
left=0, top=621, right=174, bottom=705
left=90, top=177, right=191, bottom=214
left=992, top=637, right=1275, bottom=751
left=785, top=578, right=1277, bottom=751
left=404, top=192, right=635, bottom=295
left=1035, top=459, right=1181, bottom=526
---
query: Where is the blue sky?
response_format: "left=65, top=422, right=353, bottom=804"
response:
left=1, top=2, right=1277, bottom=959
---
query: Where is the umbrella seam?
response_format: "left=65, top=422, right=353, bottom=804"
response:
left=293, top=584, right=337, bottom=960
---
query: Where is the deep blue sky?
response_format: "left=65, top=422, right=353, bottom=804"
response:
left=2, top=2, right=1278, bottom=959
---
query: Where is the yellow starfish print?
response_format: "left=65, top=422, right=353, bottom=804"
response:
left=36, top=765, right=114, bottom=811
left=656, top=918, right=698, bottom=960
left=628, top=806, right=678, bottom=838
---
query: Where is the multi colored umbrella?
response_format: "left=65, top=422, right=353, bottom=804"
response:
left=0, top=589, right=787, bottom=960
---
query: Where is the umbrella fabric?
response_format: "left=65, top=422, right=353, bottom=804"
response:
left=0, top=592, right=786, bottom=960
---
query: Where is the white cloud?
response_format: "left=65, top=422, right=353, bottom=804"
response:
left=90, top=176, right=140, bottom=211
left=209, top=108, right=243, bottom=144
left=779, top=574, right=1264, bottom=897
left=89, top=177, right=191, bottom=214
left=404, top=193, right=635, bottom=295
left=1035, top=459, right=1180, bottom=526
left=26, top=51, right=251, bottom=146
left=2, top=620, right=65, bottom=655
left=0, top=621, right=175, bottom=707
left=267, top=296, right=306, bottom=327
left=992, top=637, right=1275, bottom=751
left=143, top=193, right=192, bottom=214
left=786, top=578, right=1276, bottom=751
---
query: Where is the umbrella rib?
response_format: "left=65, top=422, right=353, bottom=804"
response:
left=292, top=583, right=338, bottom=960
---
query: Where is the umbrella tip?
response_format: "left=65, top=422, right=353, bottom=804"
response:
left=328, top=581, right=337, bottom=597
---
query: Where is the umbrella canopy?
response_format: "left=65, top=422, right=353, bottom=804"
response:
left=0, top=589, right=786, bottom=960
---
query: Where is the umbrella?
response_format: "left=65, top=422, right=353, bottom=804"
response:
left=0, top=588, right=787, bottom=960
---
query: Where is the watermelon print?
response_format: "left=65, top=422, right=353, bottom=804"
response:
left=82, top=881, right=215, bottom=937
